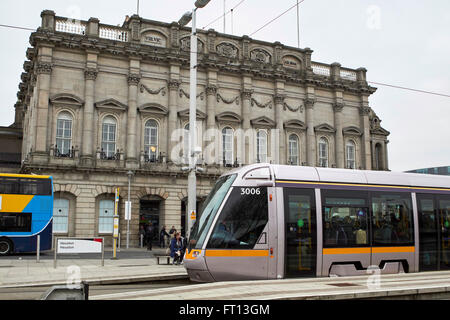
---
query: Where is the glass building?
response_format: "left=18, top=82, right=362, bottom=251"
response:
left=406, top=166, right=450, bottom=176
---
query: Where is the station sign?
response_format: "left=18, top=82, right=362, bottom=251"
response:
left=57, top=238, right=102, bottom=254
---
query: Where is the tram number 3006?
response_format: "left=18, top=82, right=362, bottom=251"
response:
left=240, top=188, right=261, bottom=195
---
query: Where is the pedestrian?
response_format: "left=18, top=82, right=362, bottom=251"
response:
left=169, top=225, right=176, bottom=236
left=139, top=225, right=146, bottom=247
left=170, top=232, right=185, bottom=265
left=146, top=222, right=154, bottom=251
left=160, top=225, right=170, bottom=248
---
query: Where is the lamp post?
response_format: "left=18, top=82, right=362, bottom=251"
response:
left=126, top=170, right=134, bottom=249
left=178, top=0, right=210, bottom=240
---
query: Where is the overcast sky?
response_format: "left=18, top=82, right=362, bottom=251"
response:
left=0, top=0, right=449, bottom=172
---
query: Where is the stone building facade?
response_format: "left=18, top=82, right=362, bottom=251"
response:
left=12, top=10, right=390, bottom=246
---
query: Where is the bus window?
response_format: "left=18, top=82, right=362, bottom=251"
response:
left=0, top=177, right=19, bottom=194
left=322, top=190, right=369, bottom=247
left=20, top=179, right=52, bottom=195
left=371, top=192, right=414, bottom=246
left=207, top=187, right=268, bottom=249
left=0, top=212, right=32, bottom=232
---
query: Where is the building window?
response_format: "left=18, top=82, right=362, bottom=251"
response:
left=101, top=116, right=117, bottom=159
left=375, top=143, right=383, bottom=170
left=346, top=140, right=356, bottom=169
left=144, top=119, right=158, bottom=162
left=56, top=112, right=72, bottom=157
left=98, top=199, right=114, bottom=234
left=288, top=134, right=299, bottom=165
left=53, top=198, right=69, bottom=234
left=222, top=127, right=233, bottom=166
left=318, top=137, right=328, bottom=167
left=256, top=130, right=267, bottom=163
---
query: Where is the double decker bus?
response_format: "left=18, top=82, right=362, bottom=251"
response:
left=0, top=174, right=53, bottom=255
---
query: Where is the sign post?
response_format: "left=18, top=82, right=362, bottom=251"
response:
left=112, top=187, right=120, bottom=260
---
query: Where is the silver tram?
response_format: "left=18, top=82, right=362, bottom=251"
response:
left=184, top=164, right=450, bottom=282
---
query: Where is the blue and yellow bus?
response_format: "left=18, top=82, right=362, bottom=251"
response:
left=0, top=173, right=53, bottom=255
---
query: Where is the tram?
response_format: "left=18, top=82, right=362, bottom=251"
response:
left=184, top=164, right=450, bottom=282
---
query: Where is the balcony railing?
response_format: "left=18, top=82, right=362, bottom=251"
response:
left=311, top=62, right=331, bottom=77
left=99, top=25, right=129, bottom=42
left=340, top=68, right=357, bottom=81
left=55, top=18, right=86, bottom=35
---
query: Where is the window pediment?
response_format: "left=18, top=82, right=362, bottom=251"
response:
left=284, top=119, right=306, bottom=130
left=343, top=126, right=363, bottom=136
left=371, top=127, right=390, bottom=136
left=95, top=99, right=128, bottom=112
left=215, top=111, right=242, bottom=124
left=251, top=116, right=276, bottom=128
left=138, top=103, right=168, bottom=116
left=50, top=93, right=84, bottom=108
left=178, top=109, right=207, bottom=120
left=314, top=123, right=336, bottom=134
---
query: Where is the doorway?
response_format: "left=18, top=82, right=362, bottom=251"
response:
left=139, top=199, right=161, bottom=246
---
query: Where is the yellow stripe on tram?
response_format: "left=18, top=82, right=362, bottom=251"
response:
left=205, top=250, right=269, bottom=257
left=276, top=180, right=450, bottom=192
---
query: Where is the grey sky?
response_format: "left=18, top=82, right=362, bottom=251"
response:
left=0, top=0, right=449, bottom=172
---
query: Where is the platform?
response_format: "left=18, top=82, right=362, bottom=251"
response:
left=91, top=270, right=450, bottom=300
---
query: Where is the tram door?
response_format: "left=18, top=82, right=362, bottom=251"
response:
left=417, top=194, right=450, bottom=271
left=284, top=188, right=317, bottom=277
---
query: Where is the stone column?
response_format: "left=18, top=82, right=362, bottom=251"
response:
left=305, top=97, right=316, bottom=167
left=384, top=140, right=389, bottom=171
left=34, top=61, right=53, bottom=157
left=359, top=99, right=372, bottom=170
left=167, top=79, right=180, bottom=163
left=81, top=66, right=97, bottom=166
left=333, top=102, right=344, bottom=168
left=205, top=84, right=217, bottom=165
left=274, top=94, right=285, bottom=164
left=241, top=89, right=253, bottom=165
left=126, top=71, right=141, bottom=168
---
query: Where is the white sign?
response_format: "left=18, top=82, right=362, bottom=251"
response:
left=57, top=239, right=102, bottom=254
left=113, top=216, right=119, bottom=238
left=125, top=201, right=131, bottom=221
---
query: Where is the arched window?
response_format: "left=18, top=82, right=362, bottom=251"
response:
left=56, top=111, right=72, bottom=157
left=375, top=143, right=383, bottom=170
left=346, top=140, right=356, bottom=169
left=288, top=134, right=299, bottom=165
left=53, top=198, right=69, bottom=233
left=101, top=116, right=117, bottom=159
left=318, top=137, right=328, bottom=167
left=144, top=119, right=158, bottom=162
left=256, top=130, right=267, bottom=163
left=98, top=199, right=114, bottom=234
left=222, top=127, right=234, bottom=166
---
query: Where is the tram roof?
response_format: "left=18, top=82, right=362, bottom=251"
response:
left=272, top=165, right=450, bottom=189
left=226, top=164, right=450, bottom=189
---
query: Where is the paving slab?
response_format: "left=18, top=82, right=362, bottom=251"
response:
left=91, top=270, right=450, bottom=300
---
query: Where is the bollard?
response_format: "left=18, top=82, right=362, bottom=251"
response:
left=118, top=233, right=121, bottom=252
left=140, top=233, right=144, bottom=248
left=36, top=235, right=40, bottom=263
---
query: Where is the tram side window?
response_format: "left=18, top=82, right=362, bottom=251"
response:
left=207, top=187, right=268, bottom=249
left=438, top=196, right=450, bottom=269
left=0, top=212, right=32, bottom=232
left=371, top=192, right=414, bottom=246
left=322, top=190, right=369, bottom=247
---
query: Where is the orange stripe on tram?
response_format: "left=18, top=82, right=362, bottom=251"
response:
left=205, top=250, right=269, bottom=257
left=323, top=247, right=415, bottom=255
